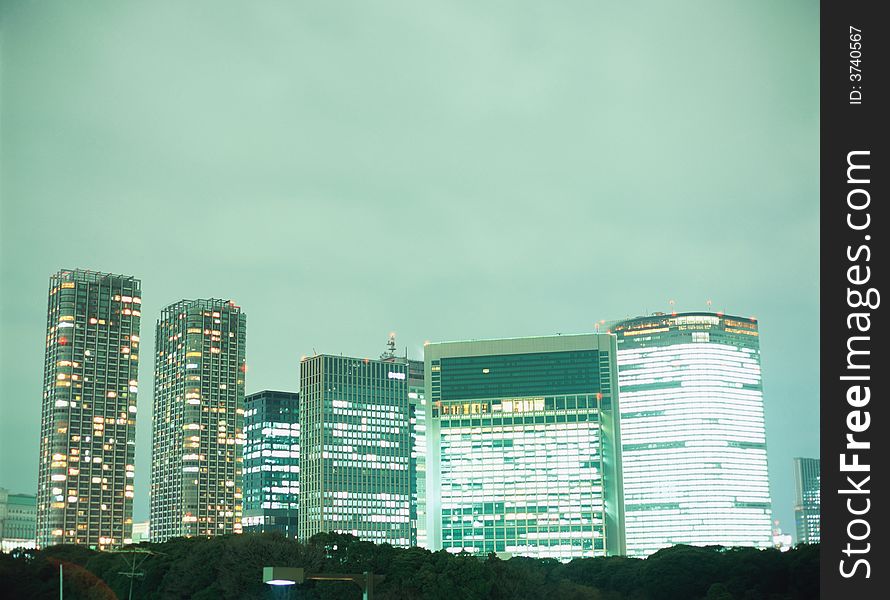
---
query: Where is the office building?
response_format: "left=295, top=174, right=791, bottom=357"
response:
left=612, top=312, right=773, bottom=556
left=243, top=390, right=300, bottom=537
left=299, top=355, right=411, bottom=546
left=793, top=457, right=820, bottom=544
left=382, top=352, right=427, bottom=548
left=1, top=489, right=37, bottom=552
left=36, top=269, right=142, bottom=549
left=150, top=299, right=247, bottom=542
left=131, top=520, right=150, bottom=544
left=425, top=334, right=625, bottom=560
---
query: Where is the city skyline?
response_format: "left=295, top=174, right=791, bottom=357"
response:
left=1, top=0, right=819, bottom=543
left=3, top=267, right=815, bottom=551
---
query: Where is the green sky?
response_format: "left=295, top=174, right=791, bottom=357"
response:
left=0, top=1, right=818, bottom=537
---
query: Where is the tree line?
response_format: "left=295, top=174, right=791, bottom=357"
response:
left=0, top=532, right=818, bottom=600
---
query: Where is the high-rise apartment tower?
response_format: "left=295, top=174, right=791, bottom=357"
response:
left=150, top=299, right=247, bottom=541
left=36, top=269, right=142, bottom=549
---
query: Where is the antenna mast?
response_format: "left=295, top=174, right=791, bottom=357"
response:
left=380, top=332, right=397, bottom=361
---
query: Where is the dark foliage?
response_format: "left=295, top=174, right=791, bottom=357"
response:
left=0, top=536, right=819, bottom=600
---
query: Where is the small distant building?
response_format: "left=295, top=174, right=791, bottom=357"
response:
left=793, top=457, right=820, bottom=544
left=1, top=488, right=37, bottom=552
left=131, top=521, right=150, bottom=544
left=771, top=520, right=793, bottom=552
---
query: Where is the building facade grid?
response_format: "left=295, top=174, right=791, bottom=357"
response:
left=612, top=312, right=773, bottom=557
left=243, top=390, right=300, bottom=538
left=36, top=269, right=141, bottom=549
left=425, top=335, right=625, bottom=561
left=299, top=355, right=411, bottom=546
left=150, top=299, right=246, bottom=542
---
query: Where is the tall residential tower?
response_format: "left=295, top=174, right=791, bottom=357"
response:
left=612, top=312, right=773, bottom=556
left=150, top=299, right=247, bottom=541
left=36, top=269, right=142, bottom=549
left=425, top=334, right=625, bottom=560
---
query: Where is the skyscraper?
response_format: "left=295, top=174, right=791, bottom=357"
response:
left=150, top=299, right=247, bottom=542
left=612, top=312, right=772, bottom=556
left=299, top=355, right=411, bottom=546
left=793, top=457, right=820, bottom=544
left=425, top=334, right=625, bottom=560
left=36, top=269, right=142, bottom=549
left=381, top=354, right=428, bottom=548
left=243, top=390, right=300, bottom=538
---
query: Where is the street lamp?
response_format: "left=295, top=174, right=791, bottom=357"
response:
left=263, top=567, right=376, bottom=600
left=262, top=566, right=305, bottom=586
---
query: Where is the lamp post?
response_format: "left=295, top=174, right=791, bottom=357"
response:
left=263, top=566, right=376, bottom=600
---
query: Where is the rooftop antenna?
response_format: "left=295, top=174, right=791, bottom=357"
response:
left=669, top=299, right=677, bottom=316
left=380, top=332, right=397, bottom=361
left=706, top=298, right=713, bottom=312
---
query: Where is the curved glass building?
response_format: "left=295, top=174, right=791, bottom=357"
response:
left=611, top=312, right=772, bottom=556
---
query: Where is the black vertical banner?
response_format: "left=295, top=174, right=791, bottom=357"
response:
left=821, top=1, right=888, bottom=597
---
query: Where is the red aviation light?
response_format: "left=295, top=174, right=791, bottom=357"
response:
left=58, top=336, right=69, bottom=346
left=240, top=364, right=248, bottom=373
left=596, top=393, right=603, bottom=400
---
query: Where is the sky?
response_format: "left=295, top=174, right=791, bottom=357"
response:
left=0, top=1, right=818, bottom=538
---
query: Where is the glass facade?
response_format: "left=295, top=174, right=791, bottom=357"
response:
left=425, top=335, right=625, bottom=561
left=299, top=355, right=411, bottom=546
left=407, top=359, right=427, bottom=549
left=243, top=390, right=300, bottom=538
left=793, top=457, right=820, bottom=544
left=612, top=312, right=773, bottom=557
left=381, top=357, right=427, bottom=548
left=36, top=269, right=141, bottom=549
left=150, top=299, right=247, bottom=542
